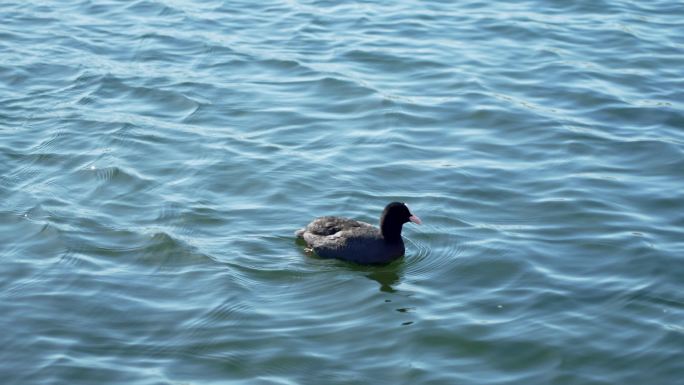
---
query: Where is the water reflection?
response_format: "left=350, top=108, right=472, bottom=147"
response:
left=361, top=261, right=404, bottom=293
left=366, top=269, right=401, bottom=292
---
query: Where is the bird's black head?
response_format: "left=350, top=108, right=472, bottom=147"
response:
left=380, top=202, right=421, bottom=242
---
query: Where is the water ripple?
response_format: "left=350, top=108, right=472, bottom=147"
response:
left=2, top=0, right=684, bottom=384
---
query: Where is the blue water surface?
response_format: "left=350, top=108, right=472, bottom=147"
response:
left=1, top=0, right=683, bottom=384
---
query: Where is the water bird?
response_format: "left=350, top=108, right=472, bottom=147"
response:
left=295, top=202, right=421, bottom=264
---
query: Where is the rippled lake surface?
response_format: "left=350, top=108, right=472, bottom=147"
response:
left=2, top=0, right=684, bottom=384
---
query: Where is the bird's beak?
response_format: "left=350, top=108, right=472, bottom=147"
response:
left=409, top=215, right=422, bottom=225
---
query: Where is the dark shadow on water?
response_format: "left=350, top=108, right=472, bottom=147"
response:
left=363, top=264, right=404, bottom=293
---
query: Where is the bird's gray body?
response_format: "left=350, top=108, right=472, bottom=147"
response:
left=295, top=216, right=405, bottom=264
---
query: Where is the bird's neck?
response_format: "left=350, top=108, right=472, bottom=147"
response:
left=381, top=221, right=404, bottom=243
